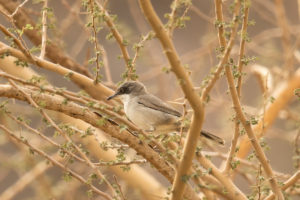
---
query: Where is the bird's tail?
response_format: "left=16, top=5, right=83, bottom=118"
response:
left=200, top=130, right=225, bottom=145
left=174, top=122, right=225, bottom=145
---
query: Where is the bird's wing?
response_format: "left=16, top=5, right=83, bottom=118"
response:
left=137, top=95, right=182, bottom=117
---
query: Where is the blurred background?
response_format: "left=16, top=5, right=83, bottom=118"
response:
left=0, top=0, right=299, bottom=199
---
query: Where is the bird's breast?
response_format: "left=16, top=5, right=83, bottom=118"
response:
left=123, top=96, right=178, bottom=132
left=126, top=98, right=151, bottom=130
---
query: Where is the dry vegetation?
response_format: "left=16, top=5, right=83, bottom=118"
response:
left=0, top=0, right=299, bottom=200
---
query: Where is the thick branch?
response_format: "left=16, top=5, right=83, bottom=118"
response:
left=0, top=42, right=111, bottom=100
left=39, top=0, right=48, bottom=59
left=138, top=1, right=204, bottom=199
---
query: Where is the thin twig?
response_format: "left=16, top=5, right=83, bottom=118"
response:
left=256, top=164, right=262, bottom=200
left=113, top=175, right=126, bottom=200
left=94, top=159, right=147, bottom=166
left=274, top=0, right=293, bottom=75
left=200, top=0, right=227, bottom=101
left=101, top=46, right=112, bottom=84
left=223, top=0, right=250, bottom=174
left=5, top=112, right=85, bottom=163
left=167, top=0, right=179, bottom=38
left=190, top=5, right=214, bottom=24
left=61, top=0, right=109, bottom=81
left=0, top=24, right=35, bottom=63
left=203, top=151, right=292, bottom=179
left=95, top=0, right=134, bottom=80
left=39, top=0, right=48, bottom=59
left=237, top=68, right=300, bottom=159
left=196, top=153, right=247, bottom=200
left=131, top=32, right=153, bottom=68
left=88, top=0, right=102, bottom=83
left=9, top=0, right=29, bottom=17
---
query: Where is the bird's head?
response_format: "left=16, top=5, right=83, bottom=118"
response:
left=107, top=81, right=147, bottom=100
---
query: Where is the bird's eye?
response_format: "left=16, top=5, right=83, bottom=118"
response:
left=119, top=87, right=126, bottom=94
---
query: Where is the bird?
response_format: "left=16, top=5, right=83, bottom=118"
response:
left=107, top=81, right=224, bottom=145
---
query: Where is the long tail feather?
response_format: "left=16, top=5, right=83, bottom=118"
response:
left=200, top=130, right=225, bottom=145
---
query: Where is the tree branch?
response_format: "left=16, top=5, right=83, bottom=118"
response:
left=39, top=0, right=48, bottom=59
left=265, top=170, right=300, bottom=200
left=0, top=41, right=112, bottom=100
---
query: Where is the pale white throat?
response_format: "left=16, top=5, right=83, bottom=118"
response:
left=120, top=94, right=130, bottom=114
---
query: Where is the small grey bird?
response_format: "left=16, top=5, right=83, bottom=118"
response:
left=107, top=81, right=224, bottom=145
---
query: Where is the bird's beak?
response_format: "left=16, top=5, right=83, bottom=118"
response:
left=107, top=91, right=120, bottom=100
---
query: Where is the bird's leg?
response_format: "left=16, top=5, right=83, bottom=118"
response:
left=148, top=142, right=161, bottom=153
left=144, top=126, right=155, bottom=133
left=130, top=131, right=139, bottom=137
